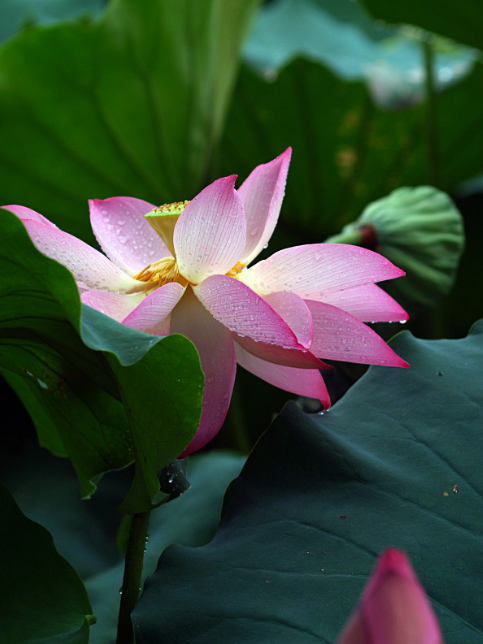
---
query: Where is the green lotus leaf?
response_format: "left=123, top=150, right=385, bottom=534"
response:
left=0, top=0, right=261, bottom=243
left=134, top=322, right=483, bottom=643
left=0, top=484, right=94, bottom=644
left=329, top=186, right=465, bottom=310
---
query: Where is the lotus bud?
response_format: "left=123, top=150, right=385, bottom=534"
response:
left=327, top=187, right=464, bottom=311
left=337, top=549, right=444, bottom=644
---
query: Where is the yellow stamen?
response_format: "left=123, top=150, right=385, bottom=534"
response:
left=133, top=257, right=188, bottom=291
left=226, top=261, right=245, bottom=278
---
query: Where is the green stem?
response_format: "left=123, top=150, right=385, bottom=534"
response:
left=230, top=383, right=252, bottom=453
left=422, top=36, right=440, bottom=186
left=116, top=511, right=151, bottom=644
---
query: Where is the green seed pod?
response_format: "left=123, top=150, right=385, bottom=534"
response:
left=328, top=186, right=465, bottom=311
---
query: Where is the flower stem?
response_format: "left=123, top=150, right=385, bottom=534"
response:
left=422, top=36, right=440, bottom=187
left=116, top=510, right=151, bottom=644
left=229, top=383, right=252, bottom=453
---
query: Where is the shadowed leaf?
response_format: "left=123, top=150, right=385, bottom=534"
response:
left=134, top=323, right=483, bottom=643
left=0, top=485, right=93, bottom=644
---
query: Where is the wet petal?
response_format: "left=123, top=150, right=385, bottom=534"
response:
left=234, top=334, right=329, bottom=369
left=318, top=283, right=408, bottom=323
left=174, top=176, right=246, bottom=284
left=194, top=275, right=302, bottom=349
left=171, top=288, right=236, bottom=456
left=89, top=197, right=169, bottom=275
left=235, top=343, right=330, bottom=407
left=306, top=300, right=409, bottom=367
left=264, top=290, right=313, bottom=348
left=239, top=148, right=291, bottom=265
left=2, top=204, right=58, bottom=228
left=81, top=290, right=144, bottom=322
left=122, top=283, right=185, bottom=332
left=240, top=244, right=405, bottom=298
left=23, top=221, right=143, bottom=292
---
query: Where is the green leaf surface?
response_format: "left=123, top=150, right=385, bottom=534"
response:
left=86, top=451, right=245, bottom=644
left=220, top=57, right=483, bottom=243
left=1, top=436, right=129, bottom=580
left=0, top=209, right=203, bottom=509
left=0, top=0, right=260, bottom=243
left=134, top=323, right=483, bottom=643
left=360, top=0, right=483, bottom=52
left=0, top=485, right=93, bottom=644
left=111, top=334, right=204, bottom=513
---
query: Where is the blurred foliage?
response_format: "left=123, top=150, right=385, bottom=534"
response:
left=134, top=325, right=483, bottom=643
left=219, top=58, right=483, bottom=242
left=361, top=0, right=483, bottom=52
left=245, top=0, right=474, bottom=104
left=0, top=210, right=203, bottom=509
left=0, top=0, right=107, bottom=44
left=0, top=0, right=261, bottom=244
left=0, top=485, right=93, bottom=643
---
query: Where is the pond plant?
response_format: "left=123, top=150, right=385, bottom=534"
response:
left=0, top=1, right=481, bottom=643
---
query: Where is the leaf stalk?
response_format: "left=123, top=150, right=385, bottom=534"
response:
left=423, top=36, right=440, bottom=186
left=116, top=510, right=151, bottom=644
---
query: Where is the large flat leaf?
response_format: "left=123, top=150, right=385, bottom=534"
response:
left=0, top=209, right=203, bottom=510
left=245, top=0, right=473, bottom=96
left=219, top=57, right=483, bottom=244
left=134, top=323, right=483, bottom=643
left=86, top=451, right=245, bottom=644
left=0, top=485, right=93, bottom=644
left=360, top=0, right=483, bottom=52
left=2, top=439, right=130, bottom=580
left=0, top=0, right=260, bottom=243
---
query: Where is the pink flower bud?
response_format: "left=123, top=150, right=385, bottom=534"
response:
left=338, top=549, right=444, bottom=644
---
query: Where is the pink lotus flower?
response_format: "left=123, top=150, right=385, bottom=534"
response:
left=338, top=549, right=444, bottom=644
left=3, top=149, right=408, bottom=456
